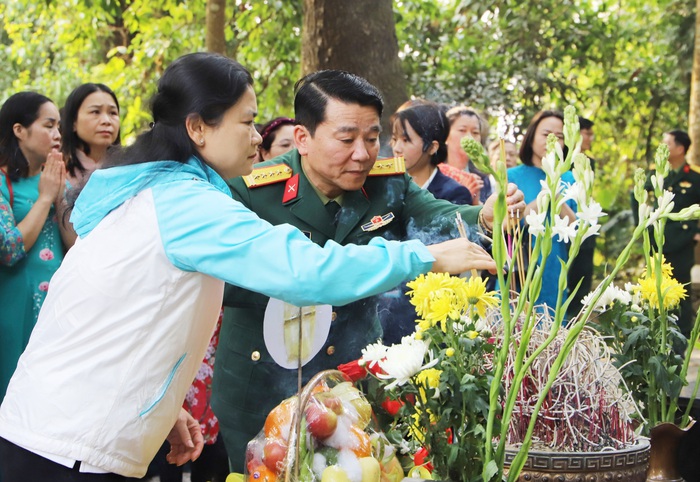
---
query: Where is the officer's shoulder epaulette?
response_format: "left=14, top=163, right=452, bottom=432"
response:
left=242, top=163, right=293, bottom=188
left=367, top=156, right=406, bottom=177
left=689, top=164, right=700, bottom=175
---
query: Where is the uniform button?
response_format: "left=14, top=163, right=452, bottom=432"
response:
left=683, top=224, right=688, bottom=230
left=682, top=189, right=687, bottom=194
left=251, top=350, right=261, bottom=361
left=331, top=312, right=337, bottom=322
left=326, top=346, right=336, bottom=355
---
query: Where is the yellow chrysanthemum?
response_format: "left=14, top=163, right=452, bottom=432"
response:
left=466, top=330, right=479, bottom=339
left=426, top=294, right=457, bottom=332
left=417, top=318, right=432, bottom=332
left=445, top=347, right=455, bottom=357
left=416, top=368, right=442, bottom=403
left=407, top=273, right=468, bottom=318
left=637, top=276, right=687, bottom=309
left=416, top=368, right=442, bottom=388
left=641, top=254, right=674, bottom=279
left=408, top=406, right=439, bottom=442
left=464, top=276, right=499, bottom=318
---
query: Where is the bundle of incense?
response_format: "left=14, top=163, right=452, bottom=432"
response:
left=455, top=212, right=478, bottom=278
left=507, top=209, right=526, bottom=292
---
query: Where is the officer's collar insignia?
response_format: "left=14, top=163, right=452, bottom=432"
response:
left=243, top=163, right=293, bottom=188
left=368, top=156, right=405, bottom=176
left=680, top=181, right=692, bottom=188
left=361, top=212, right=395, bottom=231
left=282, top=174, right=300, bottom=203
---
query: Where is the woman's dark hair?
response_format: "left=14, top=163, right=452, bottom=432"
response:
left=391, top=102, right=449, bottom=166
left=106, top=52, right=254, bottom=168
left=0, top=92, right=54, bottom=181
left=294, top=70, right=383, bottom=136
left=445, top=105, right=488, bottom=148
left=61, top=83, right=121, bottom=177
left=519, top=110, right=565, bottom=166
left=259, top=117, right=296, bottom=152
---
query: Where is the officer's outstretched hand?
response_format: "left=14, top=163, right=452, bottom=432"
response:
left=426, top=238, right=497, bottom=275
left=481, top=183, right=526, bottom=230
left=166, top=408, right=204, bottom=466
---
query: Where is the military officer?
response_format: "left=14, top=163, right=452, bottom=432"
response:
left=210, top=70, right=525, bottom=471
left=636, top=130, right=700, bottom=336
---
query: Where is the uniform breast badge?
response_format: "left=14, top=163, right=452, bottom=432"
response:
left=361, top=212, right=395, bottom=232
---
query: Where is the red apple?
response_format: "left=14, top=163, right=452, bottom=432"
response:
left=263, top=438, right=288, bottom=474
left=316, top=392, right=344, bottom=415
left=305, top=401, right=338, bottom=439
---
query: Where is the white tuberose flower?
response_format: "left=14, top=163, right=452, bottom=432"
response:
left=577, top=200, right=606, bottom=225
left=525, top=209, right=547, bottom=237
left=552, top=215, right=578, bottom=243
left=378, top=336, right=438, bottom=390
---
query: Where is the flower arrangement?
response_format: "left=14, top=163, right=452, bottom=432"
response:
left=587, top=143, right=700, bottom=434
left=337, top=106, right=700, bottom=482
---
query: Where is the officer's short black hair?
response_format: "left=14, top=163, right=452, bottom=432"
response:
left=666, top=129, right=691, bottom=153
left=293, top=70, right=384, bottom=136
left=579, top=117, right=594, bottom=130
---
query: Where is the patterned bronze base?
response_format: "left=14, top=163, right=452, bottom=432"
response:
left=504, top=439, right=651, bottom=481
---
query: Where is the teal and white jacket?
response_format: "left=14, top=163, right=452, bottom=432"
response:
left=0, top=157, right=434, bottom=477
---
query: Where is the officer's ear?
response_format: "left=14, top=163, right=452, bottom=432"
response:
left=295, top=125, right=311, bottom=157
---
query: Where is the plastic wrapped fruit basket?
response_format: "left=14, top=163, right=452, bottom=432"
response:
left=244, top=369, right=405, bottom=482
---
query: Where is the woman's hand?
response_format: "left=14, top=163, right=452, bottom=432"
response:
left=464, top=173, right=484, bottom=202
left=481, top=183, right=526, bottom=229
left=37, top=149, right=66, bottom=206
left=165, top=408, right=204, bottom=466
left=426, top=238, right=497, bottom=274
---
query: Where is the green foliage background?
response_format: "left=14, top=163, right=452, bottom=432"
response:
left=1, top=0, right=695, bottom=278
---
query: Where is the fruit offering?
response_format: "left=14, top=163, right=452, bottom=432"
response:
left=244, top=371, right=404, bottom=482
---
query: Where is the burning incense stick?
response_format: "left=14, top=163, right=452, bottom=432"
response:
left=455, top=212, right=478, bottom=278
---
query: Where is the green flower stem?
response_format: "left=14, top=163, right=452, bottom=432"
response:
left=506, top=221, right=647, bottom=481
left=680, top=307, right=700, bottom=426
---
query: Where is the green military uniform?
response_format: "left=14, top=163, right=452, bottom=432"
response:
left=211, top=149, right=482, bottom=471
left=636, top=162, right=700, bottom=335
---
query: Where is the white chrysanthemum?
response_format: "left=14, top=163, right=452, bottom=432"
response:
left=378, top=337, right=438, bottom=390
left=525, top=210, right=547, bottom=237
left=552, top=215, right=578, bottom=243
left=360, top=340, right=388, bottom=368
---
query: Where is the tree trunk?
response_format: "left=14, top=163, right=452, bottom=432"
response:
left=206, top=0, right=226, bottom=54
left=301, top=0, right=408, bottom=151
left=689, top=0, right=700, bottom=165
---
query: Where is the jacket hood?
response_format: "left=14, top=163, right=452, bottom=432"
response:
left=71, top=157, right=229, bottom=237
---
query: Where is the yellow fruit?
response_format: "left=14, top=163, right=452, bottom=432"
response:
left=407, top=466, right=433, bottom=480
left=358, top=457, right=381, bottom=482
left=321, top=465, right=351, bottom=482
left=380, top=455, right=404, bottom=482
